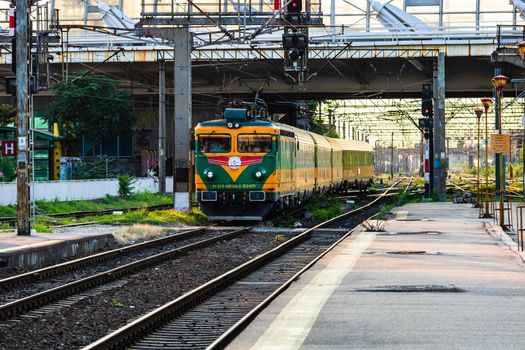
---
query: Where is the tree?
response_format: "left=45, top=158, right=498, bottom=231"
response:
left=308, top=100, right=340, bottom=138
left=45, top=73, right=135, bottom=155
left=0, top=104, right=16, bottom=127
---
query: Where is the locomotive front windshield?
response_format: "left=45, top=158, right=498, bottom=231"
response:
left=238, top=135, right=272, bottom=153
left=199, top=135, right=231, bottom=153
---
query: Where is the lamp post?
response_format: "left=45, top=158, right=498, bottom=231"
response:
left=517, top=41, right=525, bottom=203
left=474, top=108, right=483, bottom=208
left=481, top=97, right=493, bottom=218
left=491, top=74, right=509, bottom=228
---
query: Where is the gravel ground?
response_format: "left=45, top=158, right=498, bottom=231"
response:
left=0, top=230, right=226, bottom=304
left=52, top=224, right=119, bottom=236
left=0, top=232, right=284, bottom=350
left=0, top=225, right=218, bottom=280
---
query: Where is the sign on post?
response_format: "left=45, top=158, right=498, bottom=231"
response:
left=1, top=140, right=16, bottom=156
left=490, top=134, right=511, bottom=153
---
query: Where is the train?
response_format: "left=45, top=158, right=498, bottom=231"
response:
left=194, top=100, right=374, bottom=221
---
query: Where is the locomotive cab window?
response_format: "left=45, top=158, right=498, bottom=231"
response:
left=199, top=135, right=231, bottom=153
left=238, top=134, right=272, bottom=153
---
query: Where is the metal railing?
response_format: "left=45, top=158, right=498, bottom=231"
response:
left=139, top=0, right=322, bottom=19
left=497, top=24, right=525, bottom=48
left=516, top=205, right=525, bottom=251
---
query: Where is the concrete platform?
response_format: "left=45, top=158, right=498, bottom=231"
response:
left=227, top=202, right=525, bottom=349
left=0, top=230, right=115, bottom=268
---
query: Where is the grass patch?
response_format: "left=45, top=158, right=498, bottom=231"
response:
left=114, top=224, right=165, bottom=244
left=263, top=215, right=298, bottom=228
left=0, top=192, right=173, bottom=218
left=22, top=206, right=207, bottom=230
left=35, top=192, right=172, bottom=214
left=305, top=196, right=342, bottom=221
left=377, top=203, right=395, bottom=219
left=33, top=223, right=52, bottom=233
left=80, top=208, right=208, bottom=226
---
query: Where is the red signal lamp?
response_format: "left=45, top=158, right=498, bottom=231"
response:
left=287, top=0, right=302, bottom=13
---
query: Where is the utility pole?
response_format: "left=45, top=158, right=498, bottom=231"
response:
left=158, top=59, right=166, bottom=194
left=16, top=0, right=30, bottom=236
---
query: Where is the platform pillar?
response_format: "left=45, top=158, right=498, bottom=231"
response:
left=173, top=27, right=192, bottom=211
left=433, top=52, right=446, bottom=201
left=158, top=59, right=166, bottom=194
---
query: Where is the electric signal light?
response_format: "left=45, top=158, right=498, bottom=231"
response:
left=287, top=0, right=302, bottom=13
left=421, top=83, right=433, bottom=117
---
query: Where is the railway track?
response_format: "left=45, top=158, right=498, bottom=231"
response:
left=0, top=227, right=249, bottom=320
left=0, top=204, right=173, bottom=227
left=83, top=181, right=405, bottom=350
left=449, top=176, right=523, bottom=200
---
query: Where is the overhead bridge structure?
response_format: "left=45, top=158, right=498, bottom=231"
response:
left=1, top=0, right=525, bottom=205
left=0, top=1, right=523, bottom=99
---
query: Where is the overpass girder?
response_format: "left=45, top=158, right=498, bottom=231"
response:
left=0, top=42, right=498, bottom=65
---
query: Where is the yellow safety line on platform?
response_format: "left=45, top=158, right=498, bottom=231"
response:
left=250, top=232, right=375, bottom=350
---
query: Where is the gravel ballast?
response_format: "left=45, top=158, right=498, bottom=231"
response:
left=0, top=232, right=285, bottom=350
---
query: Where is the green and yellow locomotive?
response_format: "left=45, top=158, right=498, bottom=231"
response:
left=195, top=100, right=374, bottom=220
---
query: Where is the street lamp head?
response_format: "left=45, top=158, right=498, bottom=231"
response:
left=481, top=97, right=493, bottom=111
left=517, top=41, right=525, bottom=60
left=491, top=75, right=509, bottom=92
left=474, top=108, right=483, bottom=119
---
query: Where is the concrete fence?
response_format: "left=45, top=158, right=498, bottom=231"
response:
left=0, top=177, right=174, bottom=205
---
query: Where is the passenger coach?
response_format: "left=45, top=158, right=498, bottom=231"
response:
left=195, top=107, right=374, bottom=221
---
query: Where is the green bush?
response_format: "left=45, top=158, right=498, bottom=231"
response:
left=118, top=174, right=135, bottom=197
left=306, top=196, right=342, bottom=221
left=0, top=157, right=16, bottom=182
left=0, top=204, right=17, bottom=217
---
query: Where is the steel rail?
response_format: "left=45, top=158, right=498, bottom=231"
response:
left=208, top=207, right=390, bottom=349
left=82, top=181, right=402, bottom=350
left=0, top=227, right=207, bottom=290
left=0, top=227, right=250, bottom=320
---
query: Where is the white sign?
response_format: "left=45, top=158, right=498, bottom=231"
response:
left=228, top=156, right=241, bottom=169
left=18, top=136, right=27, bottom=151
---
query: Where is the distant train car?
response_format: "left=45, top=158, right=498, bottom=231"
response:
left=194, top=104, right=374, bottom=221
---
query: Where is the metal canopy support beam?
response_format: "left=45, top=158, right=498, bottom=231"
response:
left=366, top=1, right=371, bottom=32
left=330, top=0, right=336, bottom=34
left=173, top=27, right=192, bottom=211
left=433, top=52, right=446, bottom=201
left=476, top=0, right=481, bottom=29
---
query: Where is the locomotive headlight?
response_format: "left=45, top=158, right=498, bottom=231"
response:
left=227, top=122, right=234, bottom=129
left=234, top=123, right=240, bottom=128
left=253, top=168, right=266, bottom=181
left=205, top=170, right=215, bottom=180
